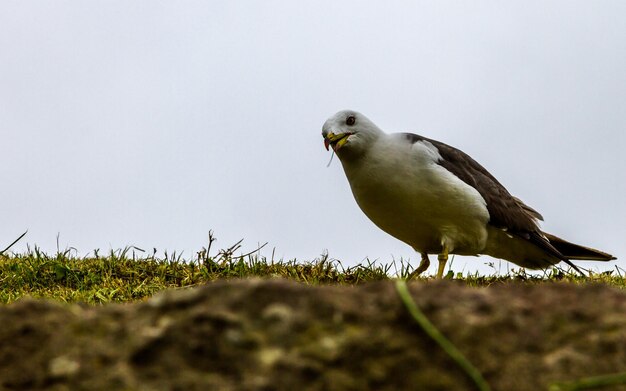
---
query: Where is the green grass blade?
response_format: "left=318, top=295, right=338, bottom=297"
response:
left=0, top=230, right=28, bottom=255
left=395, top=279, right=491, bottom=391
left=549, top=372, right=626, bottom=391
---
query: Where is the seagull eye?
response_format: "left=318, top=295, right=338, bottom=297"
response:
left=346, top=116, right=356, bottom=126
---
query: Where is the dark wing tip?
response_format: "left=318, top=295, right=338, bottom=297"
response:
left=544, top=232, right=616, bottom=262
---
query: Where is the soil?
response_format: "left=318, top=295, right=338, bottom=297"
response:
left=1, top=279, right=625, bottom=391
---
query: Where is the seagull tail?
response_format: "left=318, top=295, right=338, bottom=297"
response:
left=544, top=233, right=616, bottom=261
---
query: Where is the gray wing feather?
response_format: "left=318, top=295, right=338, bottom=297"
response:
left=401, top=133, right=554, bottom=242
left=406, top=133, right=567, bottom=260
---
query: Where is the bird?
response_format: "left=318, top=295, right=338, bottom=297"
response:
left=322, top=109, right=616, bottom=278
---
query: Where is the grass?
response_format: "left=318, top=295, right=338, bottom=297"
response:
left=0, top=241, right=624, bottom=304
left=0, top=244, right=391, bottom=304
left=0, top=229, right=623, bottom=304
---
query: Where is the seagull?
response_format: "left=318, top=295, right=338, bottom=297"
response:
left=322, top=109, right=616, bottom=278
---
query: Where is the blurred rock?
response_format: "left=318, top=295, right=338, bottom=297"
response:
left=1, top=279, right=625, bottom=390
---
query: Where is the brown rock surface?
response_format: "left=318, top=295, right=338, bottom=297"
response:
left=1, top=279, right=626, bottom=390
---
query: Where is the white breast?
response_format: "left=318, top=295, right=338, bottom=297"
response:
left=339, top=135, right=490, bottom=255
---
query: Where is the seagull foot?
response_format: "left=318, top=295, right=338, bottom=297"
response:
left=407, top=253, right=430, bottom=280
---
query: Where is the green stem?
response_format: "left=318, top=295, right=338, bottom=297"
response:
left=395, top=279, right=491, bottom=391
left=549, top=372, right=626, bottom=391
left=0, top=230, right=28, bottom=256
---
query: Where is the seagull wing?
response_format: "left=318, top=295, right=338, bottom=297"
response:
left=430, top=139, right=538, bottom=231
left=401, top=133, right=566, bottom=260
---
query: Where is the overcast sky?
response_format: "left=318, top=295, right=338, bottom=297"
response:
left=1, top=1, right=624, bottom=275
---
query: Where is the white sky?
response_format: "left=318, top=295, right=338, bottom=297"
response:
left=1, top=1, right=624, bottom=275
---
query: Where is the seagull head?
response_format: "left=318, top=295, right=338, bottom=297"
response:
left=322, top=110, right=382, bottom=157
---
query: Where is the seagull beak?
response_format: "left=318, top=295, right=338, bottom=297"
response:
left=323, top=132, right=352, bottom=151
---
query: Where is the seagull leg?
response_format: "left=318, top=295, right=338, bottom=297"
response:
left=408, top=253, right=430, bottom=279
left=436, top=250, right=449, bottom=279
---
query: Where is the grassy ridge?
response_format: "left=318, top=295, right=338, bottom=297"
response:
left=1, top=245, right=624, bottom=304
left=0, top=247, right=390, bottom=304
